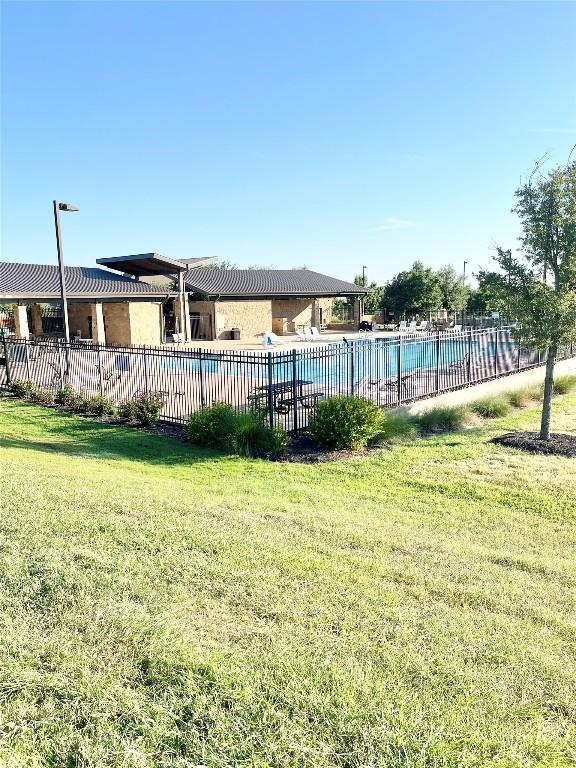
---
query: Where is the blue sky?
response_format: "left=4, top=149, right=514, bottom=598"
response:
left=2, top=1, right=575, bottom=285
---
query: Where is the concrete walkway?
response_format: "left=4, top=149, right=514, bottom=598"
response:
left=401, top=356, right=576, bottom=415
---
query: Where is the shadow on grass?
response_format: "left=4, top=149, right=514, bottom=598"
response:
left=0, top=402, right=223, bottom=466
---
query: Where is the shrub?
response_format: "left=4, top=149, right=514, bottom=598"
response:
left=416, top=405, right=468, bottom=434
left=54, top=385, right=76, bottom=406
left=133, top=392, right=164, bottom=426
left=229, top=411, right=289, bottom=458
left=308, top=396, right=385, bottom=450
left=118, top=392, right=164, bottom=426
left=186, top=402, right=238, bottom=450
left=9, top=380, right=37, bottom=400
left=70, top=394, right=90, bottom=412
left=378, top=411, right=418, bottom=443
left=553, top=375, right=576, bottom=395
left=507, top=388, right=534, bottom=408
left=29, top=388, right=54, bottom=406
left=186, top=403, right=289, bottom=457
left=470, top=396, right=511, bottom=419
left=85, top=394, right=116, bottom=417
left=118, top=400, right=137, bottom=421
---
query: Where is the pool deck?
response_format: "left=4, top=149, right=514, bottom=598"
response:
left=168, top=330, right=399, bottom=353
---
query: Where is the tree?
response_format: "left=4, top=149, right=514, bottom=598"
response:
left=466, top=270, right=509, bottom=314
left=436, top=265, right=469, bottom=313
left=353, top=275, right=384, bottom=314
left=381, top=261, right=442, bottom=318
left=496, top=160, right=576, bottom=440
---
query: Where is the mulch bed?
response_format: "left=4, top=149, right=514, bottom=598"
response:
left=270, top=433, right=385, bottom=463
left=493, top=431, right=576, bottom=458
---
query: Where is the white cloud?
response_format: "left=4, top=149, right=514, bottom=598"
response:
left=365, top=217, right=420, bottom=232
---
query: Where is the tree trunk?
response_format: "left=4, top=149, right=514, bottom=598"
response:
left=539, top=344, right=557, bottom=441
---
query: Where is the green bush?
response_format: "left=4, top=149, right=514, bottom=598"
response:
left=86, top=394, right=116, bottom=417
left=507, top=388, right=534, bottom=408
left=9, top=380, right=38, bottom=400
left=308, top=396, right=385, bottom=450
left=186, top=403, right=289, bottom=457
left=186, top=402, right=239, bottom=450
left=29, top=388, right=54, bottom=406
left=54, top=384, right=76, bottom=406
left=470, top=396, right=511, bottom=419
left=118, top=400, right=137, bottom=421
left=378, top=411, right=418, bottom=443
left=416, top=405, right=468, bottom=434
left=70, top=394, right=90, bottom=413
left=229, top=411, right=289, bottom=458
left=118, top=393, right=164, bottom=426
left=553, top=375, right=576, bottom=395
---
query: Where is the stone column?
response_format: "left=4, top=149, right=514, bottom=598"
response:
left=14, top=305, right=30, bottom=338
left=30, top=304, right=43, bottom=336
left=90, top=302, right=106, bottom=343
left=311, top=298, right=321, bottom=329
left=354, top=297, right=362, bottom=328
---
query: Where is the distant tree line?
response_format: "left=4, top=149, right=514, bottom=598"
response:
left=332, top=261, right=519, bottom=319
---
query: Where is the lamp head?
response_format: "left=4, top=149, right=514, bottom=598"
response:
left=58, top=202, right=79, bottom=212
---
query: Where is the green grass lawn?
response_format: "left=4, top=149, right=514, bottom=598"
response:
left=0, top=396, right=575, bottom=768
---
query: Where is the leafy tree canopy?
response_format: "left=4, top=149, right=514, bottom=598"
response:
left=496, top=159, right=576, bottom=439
left=381, top=261, right=443, bottom=317
left=436, top=265, right=469, bottom=312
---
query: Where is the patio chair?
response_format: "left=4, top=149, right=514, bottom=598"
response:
left=368, top=370, right=418, bottom=396
left=407, top=321, right=418, bottom=333
left=262, top=330, right=280, bottom=347
left=398, top=320, right=408, bottom=332
left=415, top=320, right=428, bottom=332
left=296, top=329, right=309, bottom=342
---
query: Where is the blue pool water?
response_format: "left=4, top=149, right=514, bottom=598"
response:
left=161, top=336, right=515, bottom=384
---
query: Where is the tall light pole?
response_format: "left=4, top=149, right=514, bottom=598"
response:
left=53, top=200, right=79, bottom=342
left=462, top=260, right=468, bottom=325
left=362, top=265, right=367, bottom=286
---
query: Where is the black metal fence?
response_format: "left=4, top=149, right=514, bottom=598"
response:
left=1, top=330, right=574, bottom=433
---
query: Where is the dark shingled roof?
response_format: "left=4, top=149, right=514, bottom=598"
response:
left=0, top=262, right=173, bottom=300
left=184, top=269, right=366, bottom=298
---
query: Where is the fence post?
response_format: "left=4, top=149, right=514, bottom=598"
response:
left=291, top=349, right=298, bottom=433
left=199, top=349, right=206, bottom=408
left=96, top=343, right=104, bottom=396
left=267, top=351, right=274, bottom=428
left=25, top=337, right=31, bottom=381
left=2, top=335, right=12, bottom=385
left=467, top=329, right=472, bottom=383
left=350, top=341, right=355, bottom=396
left=493, top=328, right=499, bottom=376
left=142, top=345, right=150, bottom=395
left=435, top=331, right=440, bottom=393
left=57, top=341, right=64, bottom=388
left=517, top=338, right=521, bottom=372
left=397, top=335, right=403, bottom=405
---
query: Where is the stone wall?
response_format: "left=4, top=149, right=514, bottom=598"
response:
left=187, top=300, right=215, bottom=340
left=271, top=299, right=312, bottom=333
left=128, top=302, right=163, bottom=346
left=68, top=304, right=91, bottom=339
left=102, top=303, right=131, bottom=346
left=214, top=300, right=272, bottom=340
left=271, top=298, right=333, bottom=333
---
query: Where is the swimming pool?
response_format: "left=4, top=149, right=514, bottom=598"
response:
left=160, top=334, right=517, bottom=387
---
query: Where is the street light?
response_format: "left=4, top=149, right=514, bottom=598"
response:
left=53, top=200, right=79, bottom=342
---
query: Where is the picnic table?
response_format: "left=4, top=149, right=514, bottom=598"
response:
left=249, top=379, right=324, bottom=414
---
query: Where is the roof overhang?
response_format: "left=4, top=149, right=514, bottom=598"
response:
left=97, top=253, right=186, bottom=277
left=0, top=291, right=175, bottom=303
